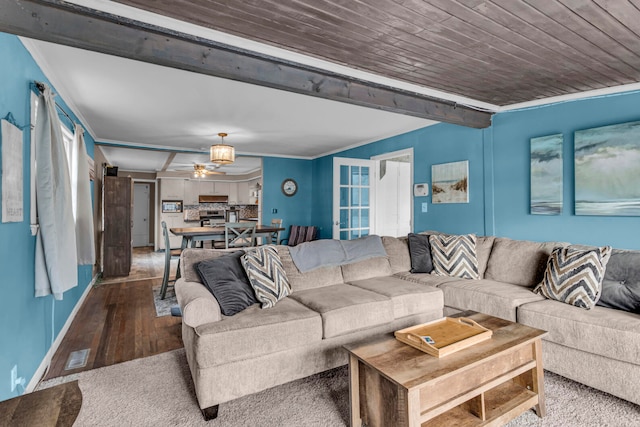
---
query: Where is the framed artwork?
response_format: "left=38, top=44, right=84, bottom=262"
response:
left=575, top=120, right=640, bottom=216
left=432, top=160, right=469, bottom=204
left=530, top=133, right=563, bottom=215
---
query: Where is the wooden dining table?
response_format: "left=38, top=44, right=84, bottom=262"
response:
left=170, top=225, right=285, bottom=249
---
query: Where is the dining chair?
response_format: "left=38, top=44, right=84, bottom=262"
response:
left=160, top=221, right=182, bottom=300
left=280, top=225, right=318, bottom=246
left=269, top=218, right=283, bottom=245
left=223, top=222, right=257, bottom=249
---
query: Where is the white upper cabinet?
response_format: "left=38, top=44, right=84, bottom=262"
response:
left=214, top=181, right=231, bottom=196
left=198, top=181, right=216, bottom=195
left=184, top=180, right=199, bottom=205
left=160, top=179, right=185, bottom=200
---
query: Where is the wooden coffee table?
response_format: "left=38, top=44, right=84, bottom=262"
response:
left=344, top=312, right=547, bottom=427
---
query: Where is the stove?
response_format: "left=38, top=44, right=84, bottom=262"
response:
left=199, top=209, right=225, bottom=226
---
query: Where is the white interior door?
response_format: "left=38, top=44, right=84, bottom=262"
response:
left=333, top=158, right=376, bottom=240
left=373, top=149, right=413, bottom=237
left=132, top=183, right=150, bottom=247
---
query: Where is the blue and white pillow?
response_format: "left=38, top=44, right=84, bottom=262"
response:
left=241, top=245, right=291, bottom=308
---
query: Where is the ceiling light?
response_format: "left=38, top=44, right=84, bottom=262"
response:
left=210, top=132, right=235, bottom=164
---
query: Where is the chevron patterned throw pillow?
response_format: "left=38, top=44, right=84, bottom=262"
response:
left=241, top=245, right=291, bottom=308
left=534, top=245, right=612, bottom=310
left=429, top=234, right=479, bottom=280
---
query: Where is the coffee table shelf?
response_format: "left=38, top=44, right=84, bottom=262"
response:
left=344, top=312, right=547, bottom=427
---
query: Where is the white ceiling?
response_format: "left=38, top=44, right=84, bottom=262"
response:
left=22, top=38, right=436, bottom=173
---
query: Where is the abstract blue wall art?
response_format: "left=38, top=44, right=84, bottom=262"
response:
left=530, top=133, right=563, bottom=215
left=575, top=120, right=640, bottom=216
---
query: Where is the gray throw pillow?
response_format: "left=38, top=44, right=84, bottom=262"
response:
left=195, top=251, right=258, bottom=316
left=407, top=233, right=433, bottom=273
left=597, top=251, right=640, bottom=313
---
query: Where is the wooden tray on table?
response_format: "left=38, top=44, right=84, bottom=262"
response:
left=394, top=317, right=492, bottom=357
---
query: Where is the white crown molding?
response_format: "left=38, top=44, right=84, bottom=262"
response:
left=19, top=37, right=98, bottom=139
left=499, top=83, right=640, bottom=112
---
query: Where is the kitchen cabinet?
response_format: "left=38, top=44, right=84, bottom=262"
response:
left=184, top=180, right=199, bottom=205
left=103, top=176, right=132, bottom=277
left=236, top=181, right=250, bottom=204
left=198, top=180, right=215, bottom=195
left=161, top=179, right=185, bottom=200
left=159, top=213, right=185, bottom=250
left=228, top=182, right=239, bottom=204
left=214, top=181, right=230, bottom=195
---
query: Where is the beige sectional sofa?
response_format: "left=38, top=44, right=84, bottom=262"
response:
left=175, top=234, right=640, bottom=420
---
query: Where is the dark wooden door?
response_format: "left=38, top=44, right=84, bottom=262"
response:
left=103, top=176, right=132, bottom=277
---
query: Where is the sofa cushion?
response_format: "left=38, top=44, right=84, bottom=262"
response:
left=394, top=271, right=462, bottom=287
left=341, top=256, right=392, bottom=283
left=382, top=236, right=411, bottom=274
left=181, top=248, right=245, bottom=283
left=289, top=284, right=393, bottom=338
left=598, top=250, right=640, bottom=313
left=195, top=251, right=257, bottom=316
left=518, top=299, right=640, bottom=366
left=439, top=279, right=546, bottom=321
left=348, top=276, right=443, bottom=318
left=534, top=245, right=612, bottom=310
left=419, top=231, right=495, bottom=278
left=194, top=298, right=322, bottom=367
left=241, top=246, right=291, bottom=308
left=407, top=233, right=433, bottom=273
left=484, top=238, right=563, bottom=287
left=276, top=245, right=344, bottom=292
left=429, top=234, right=479, bottom=279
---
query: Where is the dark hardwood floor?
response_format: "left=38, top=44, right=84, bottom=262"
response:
left=43, top=247, right=182, bottom=381
left=0, top=248, right=182, bottom=427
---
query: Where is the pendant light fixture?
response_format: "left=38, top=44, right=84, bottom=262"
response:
left=210, top=132, right=235, bottom=164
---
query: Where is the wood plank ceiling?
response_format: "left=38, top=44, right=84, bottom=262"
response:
left=114, top=0, right=640, bottom=106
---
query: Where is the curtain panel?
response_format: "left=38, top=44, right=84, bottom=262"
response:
left=34, top=84, right=78, bottom=299
left=72, top=124, right=95, bottom=265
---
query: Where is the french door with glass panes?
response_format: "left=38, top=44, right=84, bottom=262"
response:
left=332, top=158, right=376, bottom=239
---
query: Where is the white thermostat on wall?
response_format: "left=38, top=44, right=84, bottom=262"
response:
left=414, top=183, right=429, bottom=197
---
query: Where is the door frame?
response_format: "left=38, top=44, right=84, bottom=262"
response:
left=371, top=148, right=414, bottom=235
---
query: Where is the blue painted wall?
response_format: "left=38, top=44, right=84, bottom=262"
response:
left=489, top=91, right=640, bottom=249
left=261, top=156, right=313, bottom=242
left=308, top=90, right=640, bottom=250
left=0, top=33, right=95, bottom=402
left=311, top=123, right=486, bottom=239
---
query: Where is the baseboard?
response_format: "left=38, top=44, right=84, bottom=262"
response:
left=26, top=273, right=98, bottom=392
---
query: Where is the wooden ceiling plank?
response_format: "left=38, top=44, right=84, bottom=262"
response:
left=525, top=0, right=640, bottom=73
left=417, top=0, right=624, bottom=92
left=0, top=0, right=492, bottom=127
left=555, top=0, right=640, bottom=61
left=128, top=0, right=525, bottom=97
left=594, top=0, right=640, bottom=38
left=488, top=0, right=639, bottom=83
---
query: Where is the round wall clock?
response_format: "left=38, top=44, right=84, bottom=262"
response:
left=281, top=178, right=298, bottom=196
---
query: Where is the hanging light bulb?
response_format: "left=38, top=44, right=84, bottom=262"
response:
left=210, top=132, right=235, bottom=164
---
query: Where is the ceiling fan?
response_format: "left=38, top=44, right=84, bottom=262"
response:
left=193, top=163, right=226, bottom=177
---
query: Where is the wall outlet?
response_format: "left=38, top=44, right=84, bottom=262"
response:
left=272, top=208, right=278, bottom=214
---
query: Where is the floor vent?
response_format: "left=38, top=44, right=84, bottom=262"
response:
left=64, top=349, right=90, bottom=370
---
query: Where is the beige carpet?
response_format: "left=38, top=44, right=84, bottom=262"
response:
left=38, top=349, right=640, bottom=426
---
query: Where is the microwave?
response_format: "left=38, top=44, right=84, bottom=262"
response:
left=162, top=200, right=183, bottom=213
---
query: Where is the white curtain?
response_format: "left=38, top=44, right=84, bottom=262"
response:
left=34, top=84, right=78, bottom=299
left=72, top=124, right=95, bottom=265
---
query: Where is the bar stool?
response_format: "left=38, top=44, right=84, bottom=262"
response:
left=160, top=221, right=182, bottom=300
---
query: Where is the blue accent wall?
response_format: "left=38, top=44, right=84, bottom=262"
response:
left=261, top=156, right=313, bottom=242
left=0, top=33, right=95, bottom=401
left=489, top=91, right=640, bottom=249
left=308, top=90, right=640, bottom=250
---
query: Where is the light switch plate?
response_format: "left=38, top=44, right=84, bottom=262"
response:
left=422, top=202, right=428, bottom=213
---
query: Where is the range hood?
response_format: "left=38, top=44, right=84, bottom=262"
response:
left=198, top=195, right=229, bottom=203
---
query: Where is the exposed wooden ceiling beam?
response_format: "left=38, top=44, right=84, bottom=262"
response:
left=0, top=0, right=492, bottom=128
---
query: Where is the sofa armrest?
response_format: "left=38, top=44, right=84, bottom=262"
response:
left=175, top=278, right=222, bottom=328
